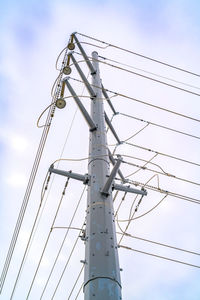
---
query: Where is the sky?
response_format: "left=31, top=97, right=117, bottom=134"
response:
left=0, top=0, right=200, bottom=299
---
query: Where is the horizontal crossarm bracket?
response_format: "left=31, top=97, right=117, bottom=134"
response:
left=49, top=166, right=90, bottom=184
left=63, top=77, right=97, bottom=131
left=113, top=183, right=147, bottom=196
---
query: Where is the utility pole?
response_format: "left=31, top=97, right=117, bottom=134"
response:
left=49, top=33, right=147, bottom=299
left=83, top=51, right=122, bottom=299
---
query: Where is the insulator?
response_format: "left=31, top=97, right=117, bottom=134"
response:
left=63, top=65, right=72, bottom=75
left=68, top=42, right=75, bottom=50
left=55, top=98, right=66, bottom=109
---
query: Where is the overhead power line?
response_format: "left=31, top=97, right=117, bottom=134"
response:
left=117, top=232, right=200, bottom=256
left=119, top=112, right=200, bottom=140
left=117, top=177, right=200, bottom=205
left=0, top=49, right=70, bottom=295
left=125, top=142, right=200, bottom=167
left=119, top=245, right=200, bottom=269
left=26, top=178, right=70, bottom=299
left=77, top=32, right=200, bottom=77
left=69, top=77, right=200, bottom=124
left=73, top=51, right=200, bottom=92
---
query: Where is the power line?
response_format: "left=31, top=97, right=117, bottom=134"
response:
left=117, top=177, right=200, bottom=205
left=50, top=224, right=85, bottom=299
left=117, top=232, right=200, bottom=256
left=119, top=245, right=200, bottom=269
left=0, top=43, right=71, bottom=294
left=119, top=112, right=200, bottom=140
left=40, top=186, right=86, bottom=299
left=73, top=50, right=200, bottom=92
left=67, top=265, right=84, bottom=299
left=69, top=77, right=200, bottom=124
left=9, top=171, right=52, bottom=299
left=97, top=54, right=200, bottom=91
left=77, top=32, right=200, bottom=77
left=122, top=157, right=200, bottom=187
left=125, top=142, right=200, bottom=167
left=117, top=194, right=167, bottom=223
left=26, top=178, right=70, bottom=299
left=92, top=57, right=200, bottom=97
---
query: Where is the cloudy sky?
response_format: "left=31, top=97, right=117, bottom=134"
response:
left=1, top=0, right=200, bottom=299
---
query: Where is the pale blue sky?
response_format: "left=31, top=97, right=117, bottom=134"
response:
left=1, top=1, right=200, bottom=299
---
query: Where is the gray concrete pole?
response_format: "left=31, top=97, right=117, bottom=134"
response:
left=84, top=51, right=122, bottom=300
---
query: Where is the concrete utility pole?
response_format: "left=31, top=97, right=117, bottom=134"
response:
left=83, top=51, right=122, bottom=300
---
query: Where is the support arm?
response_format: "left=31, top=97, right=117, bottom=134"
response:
left=72, top=34, right=96, bottom=75
left=63, top=77, right=97, bottom=131
left=68, top=52, right=96, bottom=98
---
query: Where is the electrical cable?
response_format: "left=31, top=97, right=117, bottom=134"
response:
left=117, top=194, right=140, bottom=245
left=122, top=159, right=200, bottom=187
left=36, top=95, right=92, bottom=128
left=119, top=245, right=200, bottom=269
left=125, top=154, right=158, bottom=178
left=67, top=265, right=84, bottom=299
left=69, top=77, right=200, bottom=124
left=9, top=171, right=52, bottom=299
left=116, top=232, right=200, bottom=256
left=125, top=142, right=200, bottom=167
left=40, top=186, right=86, bottom=299
left=118, top=194, right=167, bottom=223
left=0, top=44, right=70, bottom=294
left=107, top=123, right=149, bottom=147
left=26, top=178, right=70, bottom=299
left=50, top=223, right=85, bottom=299
left=119, top=112, right=200, bottom=140
left=98, top=54, right=200, bottom=91
left=120, top=177, right=200, bottom=204
left=94, top=57, right=200, bottom=96
left=74, top=282, right=84, bottom=300
left=73, top=50, right=200, bottom=92
left=70, top=53, right=200, bottom=96
left=77, top=32, right=200, bottom=77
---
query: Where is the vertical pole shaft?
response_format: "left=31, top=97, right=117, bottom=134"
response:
left=84, top=52, right=122, bottom=300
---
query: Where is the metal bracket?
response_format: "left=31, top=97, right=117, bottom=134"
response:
left=68, top=52, right=96, bottom=99
left=102, top=85, right=117, bottom=115
left=105, top=112, right=121, bottom=144
left=113, top=183, right=147, bottom=196
left=73, top=34, right=96, bottom=75
left=101, top=156, right=123, bottom=196
left=63, top=77, right=97, bottom=132
left=108, top=149, right=126, bottom=183
left=49, top=166, right=90, bottom=184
